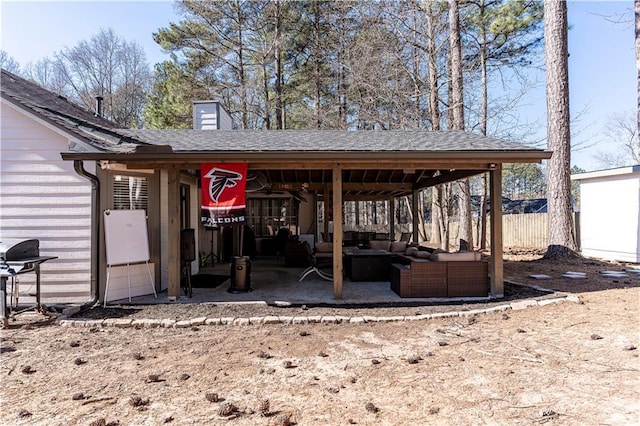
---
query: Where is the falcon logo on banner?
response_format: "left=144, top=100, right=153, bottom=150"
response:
left=201, top=163, right=247, bottom=228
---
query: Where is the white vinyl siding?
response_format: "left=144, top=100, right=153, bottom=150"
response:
left=0, top=101, right=93, bottom=303
left=576, top=169, right=640, bottom=263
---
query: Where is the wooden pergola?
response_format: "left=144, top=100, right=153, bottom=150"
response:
left=62, top=129, right=552, bottom=300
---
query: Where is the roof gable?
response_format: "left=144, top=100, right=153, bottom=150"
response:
left=0, top=68, right=142, bottom=150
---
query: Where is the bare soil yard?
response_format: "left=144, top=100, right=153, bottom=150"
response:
left=1, top=250, right=639, bottom=425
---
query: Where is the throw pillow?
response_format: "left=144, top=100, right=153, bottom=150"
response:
left=405, top=247, right=419, bottom=256
left=369, top=240, right=391, bottom=251
left=390, top=241, right=408, bottom=252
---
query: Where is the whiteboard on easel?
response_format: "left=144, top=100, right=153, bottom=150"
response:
left=103, top=209, right=150, bottom=266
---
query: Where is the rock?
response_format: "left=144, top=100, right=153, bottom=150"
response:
left=407, top=355, right=422, bottom=364
left=365, top=402, right=379, bottom=413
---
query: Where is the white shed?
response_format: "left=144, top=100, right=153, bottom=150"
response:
left=571, top=165, right=640, bottom=263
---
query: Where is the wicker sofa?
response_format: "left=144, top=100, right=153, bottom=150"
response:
left=390, top=250, right=489, bottom=298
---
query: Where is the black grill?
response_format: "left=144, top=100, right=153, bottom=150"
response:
left=1, top=239, right=57, bottom=327
left=1, top=239, right=40, bottom=260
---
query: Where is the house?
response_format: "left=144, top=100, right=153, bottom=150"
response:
left=1, top=69, right=119, bottom=305
left=571, top=165, right=640, bottom=263
left=1, top=69, right=552, bottom=305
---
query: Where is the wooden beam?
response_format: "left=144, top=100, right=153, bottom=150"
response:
left=127, top=161, right=506, bottom=171
left=167, top=168, right=181, bottom=299
left=332, top=165, right=343, bottom=299
left=249, top=161, right=501, bottom=170
left=489, top=164, right=504, bottom=297
left=272, top=182, right=414, bottom=192
left=342, top=194, right=404, bottom=202
left=414, top=169, right=487, bottom=190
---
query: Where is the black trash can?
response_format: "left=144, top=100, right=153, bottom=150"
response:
left=228, top=256, right=252, bottom=293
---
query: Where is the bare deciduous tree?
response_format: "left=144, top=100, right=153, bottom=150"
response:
left=22, top=29, right=151, bottom=128
left=0, top=50, right=20, bottom=74
left=595, top=110, right=639, bottom=167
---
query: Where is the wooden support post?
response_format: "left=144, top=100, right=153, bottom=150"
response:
left=332, top=165, right=343, bottom=299
left=167, top=168, right=181, bottom=299
left=489, top=164, right=504, bottom=297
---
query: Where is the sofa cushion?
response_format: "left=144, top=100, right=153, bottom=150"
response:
left=431, top=251, right=481, bottom=262
left=415, top=251, right=431, bottom=259
left=369, top=240, right=391, bottom=251
left=390, top=241, right=408, bottom=253
left=405, top=246, right=419, bottom=256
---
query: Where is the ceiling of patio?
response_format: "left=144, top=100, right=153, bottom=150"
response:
left=249, top=167, right=487, bottom=200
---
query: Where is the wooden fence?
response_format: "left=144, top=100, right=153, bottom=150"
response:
left=333, top=213, right=577, bottom=250
left=420, top=213, right=554, bottom=249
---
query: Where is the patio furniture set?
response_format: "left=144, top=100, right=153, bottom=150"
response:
left=299, top=239, right=490, bottom=298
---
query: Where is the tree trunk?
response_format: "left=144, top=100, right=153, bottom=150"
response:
left=479, top=5, right=489, bottom=250
left=544, top=0, right=577, bottom=255
left=431, top=188, right=442, bottom=246
left=274, top=0, right=284, bottom=130
left=313, top=0, right=322, bottom=129
left=427, top=2, right=444, bottom=246
left=236, top=6, right=248, bottom=129
left=449, top=0, right=473, bottom=249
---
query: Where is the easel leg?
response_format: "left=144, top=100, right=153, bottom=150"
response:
left=104, top=266, right=112, bottom=308
left=146, top=261, right=157, bottom=299
left=1, top=277, right=8, bottom=328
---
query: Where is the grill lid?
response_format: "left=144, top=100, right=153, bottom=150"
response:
left=0, top=239, right=40, bottom=261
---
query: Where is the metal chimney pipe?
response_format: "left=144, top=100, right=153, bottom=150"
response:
left=95, top=96, right=103, bottom=117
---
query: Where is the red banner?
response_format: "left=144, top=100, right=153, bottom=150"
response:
left=200, top=163, right=247, bottom=227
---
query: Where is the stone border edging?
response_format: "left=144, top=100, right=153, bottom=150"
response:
left=56, top=293, right=581, bottom=329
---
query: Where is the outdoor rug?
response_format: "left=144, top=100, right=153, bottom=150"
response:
left=190, top=274, right=230, bottom=288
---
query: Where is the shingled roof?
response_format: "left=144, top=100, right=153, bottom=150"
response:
left=1, top=69, right=141, bottom=151
left=2, top=67, right=551, bottom=197
left=113, top=128, right=540, bottom=153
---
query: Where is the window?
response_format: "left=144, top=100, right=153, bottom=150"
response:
left=112, top=175, right=149, bottom=211
left=246, top=197, right=298, bottom=236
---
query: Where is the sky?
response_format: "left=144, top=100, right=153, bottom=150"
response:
left=0, top=0, right=636, bottom=172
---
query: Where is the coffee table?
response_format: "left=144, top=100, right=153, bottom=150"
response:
left=343, top=249, right=392, bottom=282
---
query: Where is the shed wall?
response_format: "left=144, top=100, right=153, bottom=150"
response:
left=579, top=173, right=640, bottom=262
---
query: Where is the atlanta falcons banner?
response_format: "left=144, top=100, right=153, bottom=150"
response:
left=201, top=163, right=248, bottom=227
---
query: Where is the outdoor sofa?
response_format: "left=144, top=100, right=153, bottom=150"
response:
left=390, top=247, right=489, bottom=298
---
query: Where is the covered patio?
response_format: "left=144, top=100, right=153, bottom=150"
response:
left=115, top=255, right=511, bottom=306
left=62, top=129, right=552, bottom=304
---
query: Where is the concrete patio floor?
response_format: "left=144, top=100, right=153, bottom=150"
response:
left=112, top=257, right=492, bottom=306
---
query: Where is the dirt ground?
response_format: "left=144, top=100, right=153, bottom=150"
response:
left=1, top=249, right=639, bottom=425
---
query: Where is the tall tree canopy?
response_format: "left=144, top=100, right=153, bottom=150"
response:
left=148, top=0, right=541, bottom=133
